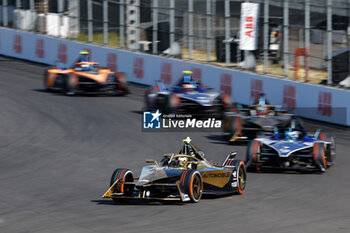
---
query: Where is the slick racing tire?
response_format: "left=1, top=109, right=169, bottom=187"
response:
left=110, top=168, right=135, bottom=201
left=116, top=72, right=129, bottom=96
left=318, top=133, right=336, bottom=165
left=313, top=143, right=327, bottom=172
left=224, top=116, right=242, bottom=142
left=155, top=93, right=179, bottom=114
left=179, top=170, right=203, bottom=203
left=164, top=93, right=179, bottom=114
left=230, top=160, right=247, bottom=194
left=64, top=74, right=78, bottom=96
left=245, top=140, right=261, bottom=169
left=43, top=69, right=51, bottom=91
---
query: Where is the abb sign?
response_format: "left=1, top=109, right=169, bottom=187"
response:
left=133, top=57, right=144, bottom=79
left=244, top=17, right=254, bottom=38
left=250, top=79, right=263, bottom=101
left=13, top=34, right=22, bottom=54
left=35, top=38, right=45, bottom=58
left=191, top=67, right=202, bottom=83
left=57, top=43, right=67, bottom=63
left=160, top=63, right=172, bottom=85
left=239, top=3, right=259, bottom=50
left=220, top=73, right=232, bottom=95
left=318, top=91, right=332, bottom=116
left=283, top=85, right=296, bottom=109
left=107, top=53, right=118, bottom=72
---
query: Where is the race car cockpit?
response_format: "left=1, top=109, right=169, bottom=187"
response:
left=271, top=119, right=308, bottom=141
left=179, top=137, right=205, bottom=160
left=173, top=71, right=201, bottom=92
left=73, top=62, right=99, bottom=73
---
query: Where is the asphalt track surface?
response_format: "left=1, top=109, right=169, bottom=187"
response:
left=0, top=56, right=350, bottom=233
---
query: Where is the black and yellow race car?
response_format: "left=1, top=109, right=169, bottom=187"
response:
left=44, top=61, right=129, bottom=96
left=102, top=137, right=246, bottom=203
left=224, top=95, right=293, bottom=142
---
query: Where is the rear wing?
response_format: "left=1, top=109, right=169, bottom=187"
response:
left=222, top=152, right=237, bottom=167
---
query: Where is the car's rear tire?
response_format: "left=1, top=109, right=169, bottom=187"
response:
left=313, top=142, right=327, bottom=172
left=230, top=160, right=247, bottom=194
left=224, top=116, right=242, bottom=142
left=245, top=140, right=261, bottom=169
left=64, top=74, right=77, bottom=96
left=179, top=170, right=203, bottom=203
left=318, top=133, right=336, bottom=165
left=110, top=168, right=134, bottom=202
left=43, top=69, right=51, bottom=91
left=116, top=72, right=129, bottom=96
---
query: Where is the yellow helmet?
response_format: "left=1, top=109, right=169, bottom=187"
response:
left=80, top=50, right=89, bottom=55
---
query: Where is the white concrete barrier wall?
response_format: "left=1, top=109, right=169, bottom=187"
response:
left=46, top=13, right=70, bottom=38
left=0, top=27, right=349, bottom=126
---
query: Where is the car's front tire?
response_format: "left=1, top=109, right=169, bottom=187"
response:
left=313, top=143, right=327, bottom=172
left=110, top=168, right=135, bottom=202
left=230, top=160, right=247, bottom=194
left=179, top=170, right=203, bottom=203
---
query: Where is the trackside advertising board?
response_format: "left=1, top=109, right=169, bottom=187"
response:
left=0, top=27, right=349, bottom=126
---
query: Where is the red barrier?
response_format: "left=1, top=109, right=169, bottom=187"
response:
left=294, top=47, right=309, bottom=82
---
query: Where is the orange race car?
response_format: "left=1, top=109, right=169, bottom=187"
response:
left=44, top=61, right=129, bottom=96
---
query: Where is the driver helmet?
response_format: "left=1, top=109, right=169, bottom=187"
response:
left=80, top=50, right=89, bottom=62
left=178, top=157, right=188, bottom=168
left=183, top=74, right=192, bottom=84
left=258, top=93, right=267, bottom=106
left=285, top=130, right=299, bottom=141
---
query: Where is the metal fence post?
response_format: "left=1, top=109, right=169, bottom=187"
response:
left=244, top=0, right=249, bottom=64
left=16, top=0, right=21, bottom=9
left=70, top=0, right=80, bottom=40
left=169, top=0, right=175, bottom=46
left=224, top=0, right=230, bottom=66
left=30, top=0, right=34, bottom=11
left=152, top=0, right=158, bottom=54
left=348, top=0, right=350, bottom=79
left=206, top=0, right=212, bottom=63
left=3, top=0, right=8, bottom=27
left=103, top=0, right=108, bottom=45
left=263, top=0, right=269, bottom=74
left=283, top=0, right=289, bottom=79
left=88, top=0, right=93, bottom=43
left=327, top=0, right=332, bottom=85
left=136, top=0, right=140, bottom=51
left=305, top=0, right=310, bottom=82
left=188, top=0, right=194, bottom=60
left=58, top=0, right=63, bottom=38
left=120, top=0, right=125, bottom=48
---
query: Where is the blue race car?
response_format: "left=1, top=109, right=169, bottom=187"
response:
left=245, top=120, right=335, bottom=172
left=145, top=71, right=231, bottom=115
